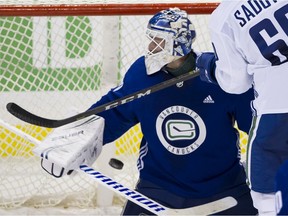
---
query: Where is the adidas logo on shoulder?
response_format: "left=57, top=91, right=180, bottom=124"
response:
left=203, top=95, right=215, bottom=103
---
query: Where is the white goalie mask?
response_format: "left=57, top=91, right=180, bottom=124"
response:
left=145, top=8, right=196, bottom=75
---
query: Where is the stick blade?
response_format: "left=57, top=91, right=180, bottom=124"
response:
left=6, top=102, right=96, bottom=128
left=6, top=102, right=57, bottom=128
left=165, top=196, right=237, bottom=215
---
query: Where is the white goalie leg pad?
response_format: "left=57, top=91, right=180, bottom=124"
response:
left=251, top=190, right=276, bottom=215
left=34, top=115, right=104, bottom=173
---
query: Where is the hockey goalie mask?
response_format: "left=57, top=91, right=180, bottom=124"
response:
left=145, top=8, right=196, bottom=75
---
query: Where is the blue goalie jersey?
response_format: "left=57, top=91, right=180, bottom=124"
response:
left=90, top=56, right=254, bottom=198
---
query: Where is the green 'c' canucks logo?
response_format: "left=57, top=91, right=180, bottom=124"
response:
left=156, top=105, right=206, bottom=155
left=166, top=120, right=196, bottom=141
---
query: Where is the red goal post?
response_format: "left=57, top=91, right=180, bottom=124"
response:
left=0, top=3, right=219, bottom=16
left=1, top=2, right=247, bottom=214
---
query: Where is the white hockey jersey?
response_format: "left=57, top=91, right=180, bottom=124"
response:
left=210, top=0, right=288, bottom=115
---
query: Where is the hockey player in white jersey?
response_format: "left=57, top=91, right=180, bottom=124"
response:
left=197, top=1, right=288, bottom=215
left=37, top=8, right=257, bottom=215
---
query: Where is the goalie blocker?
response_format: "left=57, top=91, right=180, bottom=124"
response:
left=33, top=115, right=104, bottom=178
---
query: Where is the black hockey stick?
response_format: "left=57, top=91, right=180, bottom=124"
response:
left=7, top=70, right=199, bottom=128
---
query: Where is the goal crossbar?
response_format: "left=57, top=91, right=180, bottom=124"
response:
left=0, top=3, right=219, bottom=16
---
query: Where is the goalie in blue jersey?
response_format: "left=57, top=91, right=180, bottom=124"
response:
left=39, top=8, right=257, bottom=215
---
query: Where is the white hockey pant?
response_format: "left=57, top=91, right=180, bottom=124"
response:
left=251, top=190, right=276, bottom=216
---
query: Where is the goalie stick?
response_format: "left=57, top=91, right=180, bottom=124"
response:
left=7, top=70, right=199, bottom=128
left=0, top=118, right=237, bottom=215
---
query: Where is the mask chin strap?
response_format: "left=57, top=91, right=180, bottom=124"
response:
left=145, top=52, right=182, bottom=75
left=164, top=52, right=196, bottom=77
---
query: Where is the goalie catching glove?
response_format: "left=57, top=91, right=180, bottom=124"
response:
left=33, top=115, right=104, bottom=178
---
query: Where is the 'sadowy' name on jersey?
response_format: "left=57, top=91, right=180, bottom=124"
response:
left=234, top=0, right=279, bottom=27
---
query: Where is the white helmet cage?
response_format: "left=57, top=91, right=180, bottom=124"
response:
left=145, top=8, right=196, bottom=75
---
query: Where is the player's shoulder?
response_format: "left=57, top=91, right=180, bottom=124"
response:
left=124, top=56, right=146, bottom=79
left=212, top=0, right=240, bottom=15
left=210, top=1, right=240, bottom=31
left=122, top=56, right=151, bottom=90
left=131, top=56, right=146, bottom=68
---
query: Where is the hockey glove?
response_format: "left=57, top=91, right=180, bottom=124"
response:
left=34, top=115, right=104, bottom=178
left=196, top=52, right=218, bottom=84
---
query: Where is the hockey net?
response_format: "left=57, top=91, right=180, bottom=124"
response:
left=0, top=0, right=248, bottom=214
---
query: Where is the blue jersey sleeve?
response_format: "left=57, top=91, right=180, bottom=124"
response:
left=197, top=51, right=254, bottom=133
left=232, top=88, right=254, bottom=133
left=89, top=57, right=145, bottom=144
